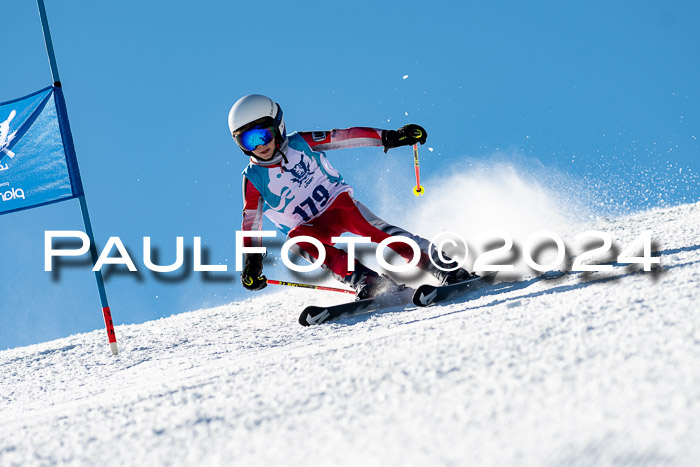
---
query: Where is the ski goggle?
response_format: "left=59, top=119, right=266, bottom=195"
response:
left=234, top=124, right=276, bottom=152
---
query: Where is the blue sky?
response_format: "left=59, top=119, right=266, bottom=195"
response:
left=1, top=0, right=698, bottom=350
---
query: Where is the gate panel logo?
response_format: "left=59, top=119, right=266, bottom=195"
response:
left=0, top=110, right=18, bottom=162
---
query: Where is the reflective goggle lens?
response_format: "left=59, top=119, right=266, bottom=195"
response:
left=236, top=125, right=275, bottom=152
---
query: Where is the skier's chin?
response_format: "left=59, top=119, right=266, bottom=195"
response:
left=255, top=148, right=274, bottom=159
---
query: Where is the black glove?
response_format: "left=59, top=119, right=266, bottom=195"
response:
left=241, top=253, right=267, bottom=291
left=382, top=124, right=428, bottom=153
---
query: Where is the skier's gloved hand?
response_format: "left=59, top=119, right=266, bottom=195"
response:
left=382, top=124, right=428, bottom=153
left=241, top=253, right=267, bottom=291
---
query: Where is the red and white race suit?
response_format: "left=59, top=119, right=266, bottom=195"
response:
left=241, top=127, right=434, bottom=279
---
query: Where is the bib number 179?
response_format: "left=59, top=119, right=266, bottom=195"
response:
left=292, top=185, right=330, bottom=222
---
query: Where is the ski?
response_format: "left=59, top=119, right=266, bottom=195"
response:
left=299, top=286, right=415, bottom=326
left=411, top=273, right=498, bottom=307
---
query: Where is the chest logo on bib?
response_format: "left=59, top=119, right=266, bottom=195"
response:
left=289, top=158, right=315, bottom=188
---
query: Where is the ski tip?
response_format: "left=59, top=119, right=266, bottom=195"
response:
left=480, top=272, right=498, bottom=283
left=412, top=284, right=438, bottom=307
left=299, top=307, right=332, bottom=326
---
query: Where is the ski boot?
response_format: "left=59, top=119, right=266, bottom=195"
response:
left=427, top=254, right=477, bottom=286
left=344, top=262, right=403, bottom=300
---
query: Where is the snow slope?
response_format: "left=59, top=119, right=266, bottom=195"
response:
left=1, top=202, right=699, bottom=466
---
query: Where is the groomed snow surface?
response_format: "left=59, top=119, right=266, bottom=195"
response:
left=1, top=202, right=699, bottom=466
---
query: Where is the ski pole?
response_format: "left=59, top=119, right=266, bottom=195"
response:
left=266, top=279, right=355, bottom=295
left=412, top=144, right=425, bottom=196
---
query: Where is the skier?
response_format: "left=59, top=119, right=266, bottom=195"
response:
left=229, top=94, right=473, bottom=300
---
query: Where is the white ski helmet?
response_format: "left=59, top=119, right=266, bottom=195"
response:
left=228, top=94, right=287, bottom=164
